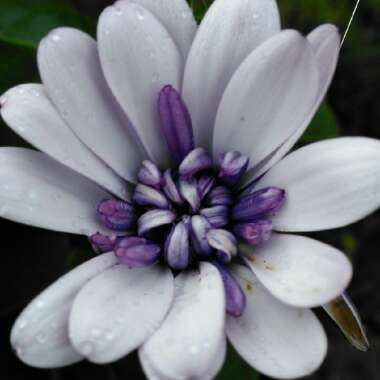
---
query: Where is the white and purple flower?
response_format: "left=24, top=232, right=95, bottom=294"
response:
left=1, top=0, right=377, bottom=379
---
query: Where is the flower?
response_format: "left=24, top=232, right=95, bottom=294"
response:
left=0, top=0, right=376, bottom=379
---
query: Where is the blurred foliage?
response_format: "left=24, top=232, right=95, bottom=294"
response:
left=278, top=0, right=352, bottom=28
left=216, top=344, right=258, bottom=380
left=0, top=0, right=92, bottom=49
left=301, top=103, right=339, bottom=143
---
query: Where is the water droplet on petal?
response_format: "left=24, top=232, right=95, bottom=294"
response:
left=0, top=95, right=7, bottom=107
left=152, top=73, right=160, bottom=83
left=36, top=333, right=47, bottom=344
left=51, top=33, right=61, bottom=42
left=90, top=328, right=102, bottom=337
left=189, top=344, right=199, bottom=355
left=105, top=331, right=115, bottom=341
left=135, top=7, right=145, bottom=20
left=36, top=300, right=45, bottom=310
left=17, top=319, right=28, bottom=330
left=15, top=346, right=23, bottom=357
left=79, top=341, right=95, bottom=355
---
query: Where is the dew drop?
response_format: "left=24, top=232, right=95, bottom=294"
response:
left=51, top=34, right=61, bottom=42
left=252, top=12, right=260, bottom=21
left=17, top=88, right=25, bottom=95
left=17, top=319, right=28, bottom=330
left=15, top=346, right=23, bottom=357
left=90, top=328, right=102, bottom=337
left=181, top=10, right=190, bottom=19
left=0, top=95, right=7, bottom=107
left=27, top=190, right=38, bottom=200
left=31, top=89, right=41, bottom=97
left=36, top=333, right=47, bottom=344
left=105, top=331, right=115, bottom=341
left=189, top=344, right=199, bottom=355
left=114, top=6, right=122, bottom=16
left=104, top=27, right=110, bottom=35
left=79, top=341, right=95, bottom=355
left=36, top=300, right=45, bottom=310
left=152, top=72, right=160, bottom=83
left=50, top=321, right=58, bottom=330
left=202, top=340, right=210, bottom=350
left=135, top=7, right=145, bottom=20
left=0, top=205, right=9, bottom=216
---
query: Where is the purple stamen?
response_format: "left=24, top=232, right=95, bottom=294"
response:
left=137, top=160, right=162, bottom=189
left=232, top=187, right=285, bottom=222
left=115, top=237, right=161, bottom=268
left=97, top=199, right=136, bottom=231
left=162, top=169, right=184, bottom=205
left=158, top=85, right=194, bottom=164
left=133, top=184, right=169, bottom=209
left=200, top=206, right=228, bottom=228
left=211, top=261, right=246, bottom=317
left=190, top=215, right=212, bottom=256
left=138, top=209, right=176, bottom=236
left=233, top=220, right=272, bottom=245
left=164, top=221, right=190, bottom=270
left=206, top=186, right=233, bottom=206
left=206, top=229, right=237, bottom=264
left=89, top=232, right=122, bottom=253
left=218, top=151, right=249, bottom=186
left=178, top=148, right=213, bottom=177
left=178, top=177, right=201, bottom=212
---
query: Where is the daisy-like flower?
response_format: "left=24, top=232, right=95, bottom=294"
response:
left=1, top=0, right=377, bottom=378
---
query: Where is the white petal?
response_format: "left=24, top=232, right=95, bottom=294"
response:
left=139, top=338, right=227, bottom=380
left=213, top=30, right=319, bottom=171
left=240, top=234, right=352, bottom=307
left=140, top=262, right=225, bottom=379
left=257, top=137, right=380, bottom=231
left=183, top=0, right=280, bottom=150
left=125, top=0, right=196, bottom=58
left=1, top=84, right=131, bottom=200
left=11, top=252, right=117, bottom=368
left=38, top=27, right=144, bottom=183
left=241, top=24, right=341, bottom=185
left=227, top=265, right=327, bottom=379
left=0, top=148, right=110, bottom=235
left=69, top=265, right=174, bottom=364
left=97, top=2, right=182, bottom=167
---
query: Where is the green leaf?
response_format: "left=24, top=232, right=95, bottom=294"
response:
left=0, top=0, right=93, bottom=49
left=301, top=103, right=339, bottom=143
left=216, top=344, right=258, bottom=380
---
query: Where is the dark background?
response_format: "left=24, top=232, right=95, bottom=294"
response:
left=1, top=1, right=380, bottom=379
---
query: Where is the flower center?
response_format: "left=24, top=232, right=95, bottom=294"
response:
left=90, top=85, right=286, bottom=317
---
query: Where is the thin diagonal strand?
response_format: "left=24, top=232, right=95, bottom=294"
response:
left=341, top=0, right=361, bottom=47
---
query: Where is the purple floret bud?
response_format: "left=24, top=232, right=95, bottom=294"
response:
left=206, top=186, right=233, bottom=206
left=233, top=220, right=272, bottom=245
left=133, top=184, right=169, bottom=209
left=137, top=160, right=162, bottom=189
left=232, top=187, right=285, bottom=222
left=178, top=148, right=213, bottom=177
left=115, top=237, right=161, bottom=268
left=206, top=229, right=237, bottom=264
left=211, top=261, right=246, bottom=317
left=158, top=85, right=194, bottom=163
left=164, top=221, right=190, bottom=270
left=97, top=199, right=136, bottom=231
left=89, top=232, right=122, bottom=253
left=218, top=151, right=249, bottom=187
